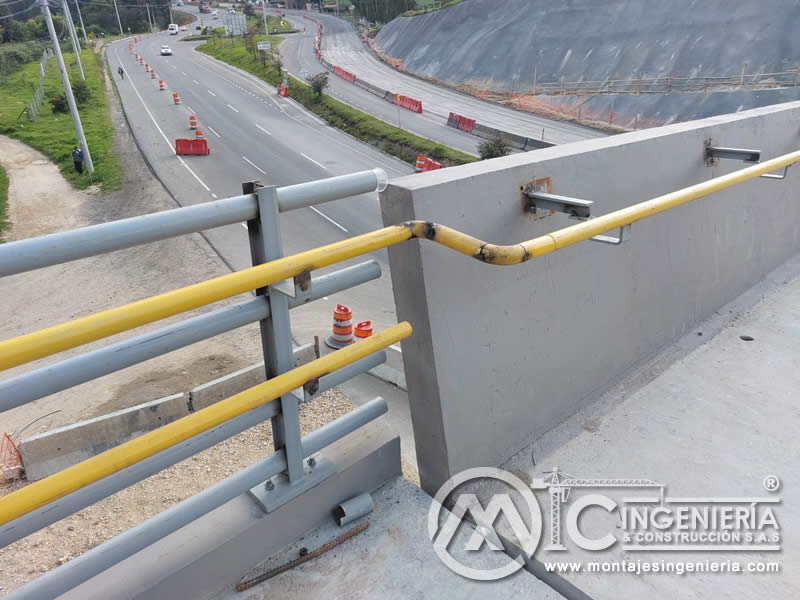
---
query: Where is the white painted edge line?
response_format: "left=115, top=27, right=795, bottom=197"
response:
left=300, top=152, right=327, bottom=170
left=193, top=79, right=200, bottom=84
left=207, top=126, right=221, bottom=138
left=226, top=104, right=240, bottom=113
left=242, top=155, right=267, bottom=175
left=114, top=46, right=211, bottom=193
left=310, top=206, right=347, bottom=232
left=256, top=123, right=272, bottom=136
left=208, top=89, right=217, bottom=96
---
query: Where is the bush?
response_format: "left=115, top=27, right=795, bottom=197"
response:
left=308, top=72, right=328, bottom=98
left=48, top=94, right=68, bottom=113
left=71, top=79, right=91, bottom=105
left=478, top=135, right=511, bottom=160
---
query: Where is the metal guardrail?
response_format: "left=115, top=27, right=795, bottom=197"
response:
left=1, top=149, right=798, bottom=597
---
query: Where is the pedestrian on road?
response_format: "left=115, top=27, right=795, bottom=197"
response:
left=118, top=66, right=124, bottom=79
left=72, top=146, right=84, bottom=174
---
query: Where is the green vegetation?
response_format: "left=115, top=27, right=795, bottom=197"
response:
left=197, top=37, right=475, bottom=167
left=0, top=48, right=121, bottom=191
left=478, top=135, right=511, bottom=160
left=0, top=164, right=8, bottom=241
left=402, top=0, right=466, bottom=17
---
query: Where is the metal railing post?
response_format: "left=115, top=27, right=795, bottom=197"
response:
left=244, top=182, right=304, bottom=484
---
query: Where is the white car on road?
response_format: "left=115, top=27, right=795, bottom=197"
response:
left=160, top=45, right=173, bottom=56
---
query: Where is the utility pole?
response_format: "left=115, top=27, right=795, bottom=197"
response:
left=111, top=0, right=123, bottom=35
left=39, top=0, right=94, bottom=173
left=262, top=0, right=268, bottom=36
left=62, top=0, right=85, bottom=80
left=168, top=1, right=173, bottom=24
left=145, top=3, right=154, bottom=32
left=73, top=0, right=89, bottom=43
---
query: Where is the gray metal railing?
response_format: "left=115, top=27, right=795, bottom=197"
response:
left=0, top=168, right=394, bottom=599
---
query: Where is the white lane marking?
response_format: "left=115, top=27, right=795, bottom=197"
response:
left=242, top=155, right=267, bottom=174
left=226, top=104, right=240, bottom=113
left=182, top=71, right=187, bottom=76
left=256, top=123, right=272, bottom=136
left=241, top=223, right=249, bottom=230
left=193, top=50, right=407, bottom=174
left=193, top=79, right=199, bottom=84
left=212, top=193, right=218, bottom=198
left=114, top=46, right=211, bottom=193
left=186, top=104, right=195, bottom=114
left=207, top=126, right=221, bottom=138
left=310, top=206, right=348, bottom=232
left=208, top=89, right=216, bottom=96
left=300, top=152, right=327, bottom=170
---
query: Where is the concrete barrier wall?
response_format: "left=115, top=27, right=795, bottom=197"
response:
left=19, top=394, right=187, bottom=481
left=381, top=101, right=800, bottom=493
left=19, top=344, right=318, bottom=480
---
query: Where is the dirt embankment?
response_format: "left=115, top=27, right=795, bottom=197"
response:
left=373, top=0, right=800, bottom=127
left=0, top=54, right=354, bottom=594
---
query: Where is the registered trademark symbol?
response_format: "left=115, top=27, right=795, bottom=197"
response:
left=763, top=475, right=781, bottom=492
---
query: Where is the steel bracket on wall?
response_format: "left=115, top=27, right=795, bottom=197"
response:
left=524, top=187, right=631, bottom=245
left=703, top=142, right=791, bottom=180
left=248, top=453, right=336, bottom=513
left=525, top=189, right=593, bottom=218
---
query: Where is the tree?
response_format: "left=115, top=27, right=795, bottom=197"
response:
left=478, top=135, right=511, bottom=160
left=243, top=3, right=254, bottom=17
left=308, top=72, right=328, bottom=98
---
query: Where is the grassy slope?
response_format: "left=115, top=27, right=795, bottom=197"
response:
left=0, top=165, right=8, bottom=241
left=197, top=38, right=475, bottom=166
left=0, top=48, right=121, bottom=191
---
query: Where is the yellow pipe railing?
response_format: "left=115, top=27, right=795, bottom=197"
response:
left=1, top=149, right=798, bottom=373
left=0, top=322, right=412, bottom=527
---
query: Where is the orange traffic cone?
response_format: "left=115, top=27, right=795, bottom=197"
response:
left=326, top=304, right=354, bottom=349
left=415, top=155, right=425, bottom=172
left=189, top=115, right=198, bottom=129
left=354, top=321, right=373, bottom=339
left=159, top=80, right=166, bottom=91
left=173, top=92, right=181, bottom=105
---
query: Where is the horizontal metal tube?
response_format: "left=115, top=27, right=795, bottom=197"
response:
left=310, top=350, right=386, bottom=401
left=6, top=398, right=388, bottom=600
left=0, top=194, right=257, bottom=278
left=0, top=324, right=411, bottom=527
left=0, top=401, right=281, bottom=548
left=277, top=169, right=386, bottom=212
left=0, top=261, right=381, bottom=412
left=0, top=168, right=385, bottom=278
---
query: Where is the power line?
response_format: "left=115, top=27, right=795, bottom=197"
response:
left=0, top=0, right=40, bottom=19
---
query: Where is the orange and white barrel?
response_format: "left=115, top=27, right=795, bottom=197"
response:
left=151, top=70, right=156, bottom=79
left=189, top=115, right=198, bottom=129
left=195, top=129, right=204, bottom=138
left=159, top=80, right=166, bottom=91
left=325, top=304, right=354, bottom=349
left=173, top=92, right=181, bottom=105
left=415, top=155, right=425, bottom=172
left=354, top=321, right=373, bottom=340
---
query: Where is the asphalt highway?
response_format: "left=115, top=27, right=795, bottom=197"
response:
left=110, top=29, right=413, bottom=342
left=284, top=10, right=608, bottom=146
